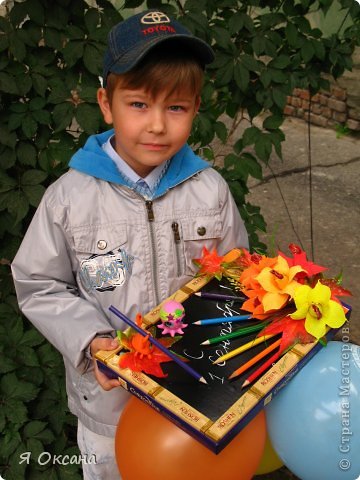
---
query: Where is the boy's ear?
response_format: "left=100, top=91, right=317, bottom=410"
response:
left=97, top=88, right=113, bottom=125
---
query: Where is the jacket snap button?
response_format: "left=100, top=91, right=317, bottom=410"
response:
left=97, top=240, right=107, bottom=250
left=197, top=226, right=206, bottom=236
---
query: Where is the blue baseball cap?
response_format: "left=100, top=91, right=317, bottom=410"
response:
left=102, top=10, right=214, bottom=86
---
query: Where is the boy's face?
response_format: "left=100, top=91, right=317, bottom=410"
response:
left=98, top=85, right=200, bottom=178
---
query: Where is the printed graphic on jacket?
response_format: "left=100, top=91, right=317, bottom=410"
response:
left=79, top=249, right=134, bottom=292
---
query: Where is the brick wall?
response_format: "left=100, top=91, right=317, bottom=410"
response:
left=285, top=86, right=360, bottom=132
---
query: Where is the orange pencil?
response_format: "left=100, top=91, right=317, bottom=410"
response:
left=228, top=338, right=282, bottom=380
left=241, top=350, right=282, bottom=388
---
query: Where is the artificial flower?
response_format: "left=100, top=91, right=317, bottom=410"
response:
left=290, top=281, right=347, bottom=339
left=240, top=253, right=277, bottom=290
left=193, top=247, right=244, bottom=280
left=117, top=314, right=183, bottom=377
left=280, top=243, right=327, bottom=279
left=261, top=314, right=315, bottom=354
left=255, top=255, right=304, bottom=312
left=193, top=247, right=226, bottom=280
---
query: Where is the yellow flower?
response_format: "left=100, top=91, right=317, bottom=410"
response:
left=290, top=281, right=347, bottom=339
left=255, top=256, right=304, bottom=312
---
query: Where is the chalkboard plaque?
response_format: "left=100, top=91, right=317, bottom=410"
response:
left=96, top=269, right=351, bottom=453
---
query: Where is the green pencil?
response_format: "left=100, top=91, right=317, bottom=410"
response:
left=200, top=322, right=268, bottom=345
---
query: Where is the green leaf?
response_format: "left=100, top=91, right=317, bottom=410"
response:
left=301, top=40, right=315, bottom=62
left=285, top=22, right=300, bottom=47
left=255, top=133, right=272, bottom=162
left=84, top=9, right=100, bottom=32
left=7, top=190, right=29, bottom=223
left=22, top=115, right=38, bottom=139
left=75, top=104, right=101, bottom=134
left=0, top=172, right=17, bottom=192
left=27, top=0, right=45, bottom=25
left=23, top=420, right=47, bottom=438
left=0, top=148, right=16, bottom=169
left=21, top=169, right=47, bottom=186
left=4, top=400, right=28, bottom=424
left=214, top=121, right=227, bottom=143
left=31, top=73, right=48, bottom=97
left=0, top=72, right=19, bottom=94
left=16, top=73, right=33, bottom=96
left=17, top=142, right=37, bottom=167
left=29, top=97, right=46, bottom=111
left=269, top=55, right=291, bottom=69
left=52, top=103, right=74, bottom=131
left=0, top=355, right=17, bottom=374
left=22, top=184, right=46, bottom=207
left=0, top=128, right=17, bottom=149
left=83, top=44, right=103, bottom=76
left=19, top=329, right=44, bottom=348
left=263, top=115, right=284, bottom=130
left=9, top=32, right=26, bottom=62
left=242, top=126, right=261, bottom=146
left=234, top=63, right=249, bottom=92
left=272, top=87, right=287, bottom=109
left=228, top=12, right=244, bottom=35
left=62, top=41, right=84, bottom=67
left=1, top=373, right=39, bottom=401
left=241, top=153, right=262, bottom=180
left=241, top=54, right=263, bottom=72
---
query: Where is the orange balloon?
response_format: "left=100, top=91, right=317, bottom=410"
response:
left=116, top=398, right=266, bottom=480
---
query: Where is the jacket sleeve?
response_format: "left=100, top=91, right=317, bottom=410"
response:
left=11, top=191, right=114, bottom=371
left=217, top=173, right=249, bottom=253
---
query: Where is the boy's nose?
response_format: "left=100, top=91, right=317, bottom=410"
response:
left=147, top=109, right=166, bottom=134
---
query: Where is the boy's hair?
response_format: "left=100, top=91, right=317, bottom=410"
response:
left=105, top=44, right=205, bottom=105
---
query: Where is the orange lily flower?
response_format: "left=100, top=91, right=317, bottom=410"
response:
left=255, top=255, right=304, bottom=312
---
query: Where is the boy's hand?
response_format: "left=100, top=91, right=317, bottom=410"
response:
left=90, top=337, right=121, bottom=391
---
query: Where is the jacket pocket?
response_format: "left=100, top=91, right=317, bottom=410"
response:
left=180, top=214, right=223, bottom=276
left=72, top=224, right=129, bottom=292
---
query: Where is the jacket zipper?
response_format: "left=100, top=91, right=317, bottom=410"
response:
left=145, top=200, right=160, bottom=305
left=171, top=221, right=182, bottom=277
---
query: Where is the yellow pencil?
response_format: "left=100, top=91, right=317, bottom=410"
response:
left=212, top=334, right=276, bottom=364
left=228, top=338, right=282, bottom=379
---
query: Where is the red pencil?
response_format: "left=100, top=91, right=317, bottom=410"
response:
left=241, top=350, right=281, bottom=388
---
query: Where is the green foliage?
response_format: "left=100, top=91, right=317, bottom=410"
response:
left=1, top=0, right=359, bottom=478
left=0, top=0, right=121, bottom=478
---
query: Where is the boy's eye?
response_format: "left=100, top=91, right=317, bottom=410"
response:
left=131, top=102, right=146, bottom=109
left=169, top=105, right=185, bottom=112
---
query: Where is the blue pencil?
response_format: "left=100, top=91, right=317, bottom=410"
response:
left=109, top=305, right=207, bottom=384
left=192, top=314, right=252, bottom=326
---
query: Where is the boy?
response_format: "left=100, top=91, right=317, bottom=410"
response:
left=12, top=10, right=249, bottom=479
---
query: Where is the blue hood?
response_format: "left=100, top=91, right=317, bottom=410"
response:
left=69, top=130, right=210, bottom=198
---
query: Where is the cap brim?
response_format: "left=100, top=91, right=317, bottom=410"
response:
left=108, top=34, right=215, bottom=76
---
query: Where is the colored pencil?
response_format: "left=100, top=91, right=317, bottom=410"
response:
left=200, top=322, right=268, bottom=345
left=212, top=334, right=276, bottom=364
left=193, top=314, right=252, bottom=326
left=194, top=292, right=246, bottom=302
left=241, top=351, right=282, bottom=388
left=109, top=305, right=207, bottom=384
left=228, top=338, right=282, bottom=380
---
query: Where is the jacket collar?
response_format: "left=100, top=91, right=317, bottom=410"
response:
left=69, top=129, right=210, bottom=198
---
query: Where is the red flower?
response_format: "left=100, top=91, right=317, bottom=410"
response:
left=280, top=244, right=327, bottom=278
left=117, top=314, right=183, bottom=378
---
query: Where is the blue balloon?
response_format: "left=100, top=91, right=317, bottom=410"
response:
left=265, top=341, right=360, bottom=480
